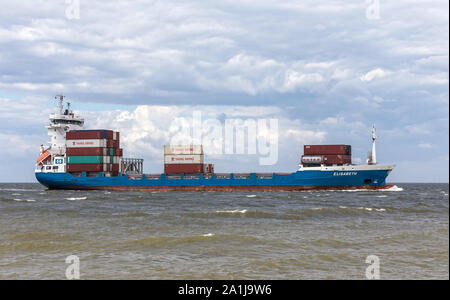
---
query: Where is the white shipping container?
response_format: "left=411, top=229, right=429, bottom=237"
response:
left=164, top=154, right=204, bottom=164
left=164, top=145, right=203, bottom=155
left=66, top=139, right=107, bottom=148
left=301, top=156, right=324, bottom=164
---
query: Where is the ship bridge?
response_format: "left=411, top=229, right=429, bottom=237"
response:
left=36, top=95, right=84, bottom=174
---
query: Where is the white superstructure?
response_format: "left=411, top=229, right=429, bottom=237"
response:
left=35, top=95, right=84, bottom=173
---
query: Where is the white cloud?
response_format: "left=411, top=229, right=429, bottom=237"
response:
left=360, top=68, right=390, bottom=82
left=418, top=143, right=432, bottom=149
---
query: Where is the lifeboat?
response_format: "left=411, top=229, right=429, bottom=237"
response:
left=37, top=150, right=51, bottom=164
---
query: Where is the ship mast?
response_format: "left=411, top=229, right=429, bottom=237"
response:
left=370, top=125, right=377, bottom=165
left=55, top=94, right=65, bottom=115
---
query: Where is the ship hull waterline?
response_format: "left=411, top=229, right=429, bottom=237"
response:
left=41, top=184, right=394, bottom=192
left=36, top=168, right=394, bottom=192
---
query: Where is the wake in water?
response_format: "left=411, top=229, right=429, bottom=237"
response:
left=333, top=185, right=404, bottom=192
left=382, top=185, right=404, bottom=192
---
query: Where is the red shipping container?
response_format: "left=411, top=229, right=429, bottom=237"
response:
left=164, top=163, right=204, bottom=174
left=113, top=140, right=120, bottom=149
left=115, top=148, right=123, bottom=156
left=66, top=130, right=114, bottom=140
left=323, top=154, right=352, bottom=165
left=67, top=163, right=104, bottom=172
left=66, top=147, right=107, bottom=156
left=107, top=139, right=114, bottom=148
left=304, top=145, right=351, bottom=155
left=66, top=131, right=101, bottom=140
left=105, top=130, right=113, bottom=140
left=112, top=164, right=120, bottom=172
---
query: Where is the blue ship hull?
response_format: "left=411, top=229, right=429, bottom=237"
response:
left=35, top=168, right=393, bottom=191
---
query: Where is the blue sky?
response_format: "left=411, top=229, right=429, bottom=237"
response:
left=0, top=0, right=448, bottom=182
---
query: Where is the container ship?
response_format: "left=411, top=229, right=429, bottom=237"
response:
left=35, top=96, right=395, bottom=191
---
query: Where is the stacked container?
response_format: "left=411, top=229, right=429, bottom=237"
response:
left=163, top=145, right=213, bottom=174
left=66, top=130, right=122, bottom=176
left=302, top=145, right=352, bottom=166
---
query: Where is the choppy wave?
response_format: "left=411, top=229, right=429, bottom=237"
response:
left=65, top=196, right=87, bottom=201
left=202, top=233, right=215, bottom=237
left=0, top=188, right=43, bottom=192
left=246, top=195, right=257, bottom=198
left=13, top=199, right=36, bottom=202
left=215, top=209, right=248, bottom=214
left=356, top=207, right=386, bottom=212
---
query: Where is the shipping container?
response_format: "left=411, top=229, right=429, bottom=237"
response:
left=163, top=145, right=203, bottom=155
left=66, top=147, right=104, bottom=156
left=164, top=163, right=204, bottom=174
left=67, top=163, right=104, bottom=172
left=164, top=154, right=204, bottom=164
left=112, top=164, right=120, bottom=172
left=323, top=154, right=352, bottom=165
left=66, top=139, right=107, bottom=148
left=116, top=148, right=123, bottom=156
left=66, top=130, right=114, bottom=140
left=107, top=139, right=114, bottom=148
left=67, top=155, right=106, bottom=164
left=301, top=155, right=324, bottom=164
left=304, top=145, right=351, bottom=155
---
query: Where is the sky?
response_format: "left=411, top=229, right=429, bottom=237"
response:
left=0, top=0, right=448, bottom=182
